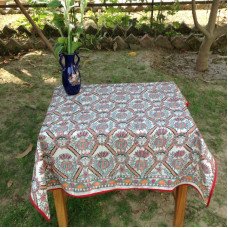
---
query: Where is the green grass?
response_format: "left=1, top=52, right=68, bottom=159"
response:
left=0, top=50, right=226, bottom=226
left=140, top=200, right=158, bottom=220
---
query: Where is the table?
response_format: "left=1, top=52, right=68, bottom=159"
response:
left=30, top=82, right=217, bottom=227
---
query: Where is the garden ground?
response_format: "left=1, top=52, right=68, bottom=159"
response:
left=0, top=48, right=226, bottom=226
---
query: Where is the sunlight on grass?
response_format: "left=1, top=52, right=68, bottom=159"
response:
left=20, top=69, right=32, bottom=77
left=0, top=69, right=26, bottom=84
left=41, top=76, right=58, bottom=85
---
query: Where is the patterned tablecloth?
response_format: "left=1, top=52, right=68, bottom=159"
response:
left=30, top=82, right=217, bottom=220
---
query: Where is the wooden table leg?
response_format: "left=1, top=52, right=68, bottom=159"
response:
left=173, top=185, right=188, bottom=227
left=53, top=189, right=68, bottom=227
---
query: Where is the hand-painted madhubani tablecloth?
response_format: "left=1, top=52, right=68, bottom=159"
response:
left=30, top=82, right=217, bottom=220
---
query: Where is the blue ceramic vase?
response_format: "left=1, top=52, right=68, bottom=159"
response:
left=59, top=52, right=81, bottom=95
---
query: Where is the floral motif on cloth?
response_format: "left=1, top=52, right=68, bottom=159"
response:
left=30, top=82, right=217, bottom=221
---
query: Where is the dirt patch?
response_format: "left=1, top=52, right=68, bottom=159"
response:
left=138, top=48, right=227, bottom=81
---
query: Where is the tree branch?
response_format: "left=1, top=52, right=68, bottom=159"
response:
left=214, top=24, right=227, bottom=39
left=192, top=0, right=210, bottom=37
left=207, top=0, right=220, bottom=33
left=14, top=0, right=54, bottom=54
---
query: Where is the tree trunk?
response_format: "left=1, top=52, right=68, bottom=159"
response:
left=14, top=0, right=54, bottom=54
left=196, top=37, right=214, bottom=72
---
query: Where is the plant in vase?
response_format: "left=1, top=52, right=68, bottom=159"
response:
left=49, top=0, right=87, bottom=95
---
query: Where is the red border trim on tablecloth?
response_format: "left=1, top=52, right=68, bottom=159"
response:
left=206, top=159, right=218, bottom=207
left=29, top=195, right=51, bottom=222
left=30, top=159, right=218, bottom=222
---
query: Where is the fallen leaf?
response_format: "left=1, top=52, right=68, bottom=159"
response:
left=15, top=144, right=33, bottom=159
left=7, top=180, right=13, bottom=188
left=128, top=51, right=137, bottom=57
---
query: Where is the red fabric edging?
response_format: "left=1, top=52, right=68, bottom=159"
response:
left=206, top=159, right=218, bottom=207
left=29, top=194, right=51, bottom=222
left=185, top=101, right=190, bottom=107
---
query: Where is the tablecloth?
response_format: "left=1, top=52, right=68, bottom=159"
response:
left=30, top=82, right=217, bottom=221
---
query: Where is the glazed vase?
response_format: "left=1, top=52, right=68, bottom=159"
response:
left=59, top=52, right=81, bottom=95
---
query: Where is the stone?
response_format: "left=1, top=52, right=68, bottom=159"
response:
left=214, top=34, right=227, bottom=47
left=84, top=20, right=98, bottom=35
left=113, top=36, right=128, bottom=50
left=129, top=44, right=141, bottom=50
left=186, top=34, right=202, bottom=51
left=7, top=8, right=17, bottom=14
left=112, top=25, right=125, bottom=37
left=100, top=26, right=112, bottom=37
left=140, top=34, right=154, bottom=48
left=155, top=35, right=173, bottom=49
left=2, top=25, right=17, bottom=38
left=22, top=38, right=35, bottom=50
left=100, top=36, right=114, bottom=50
left=34, top=40, right=46, bottom=50
left=176, top=22, right=192, bottom=34
left=6, top=38, right=22, bottom=54
left=85, top=25, right=98, bottom=35
left=17, top=25, right=32, bottom=36
left=212, top=34, right=227, bottom=55
left=42, top=23, right=60, bottom=38
left=171, top=35, right=187, bottom=50
left=0, top=9, right=6, bottom=15
left=126, top=25, right=142, bottom=36
left=0, top=39, right=8, bottom=56
left=125, top=34, right=139, bottom=45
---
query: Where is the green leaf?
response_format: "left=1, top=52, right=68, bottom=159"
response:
left=52, top=13, right=65, bottom=30
left=71, top=41, right=82, bottom=52
left=48, top=0, right=61, bottom=7
left=54, top=44, right=63, bottom=57
left=57, top=37, right=67, bottom=44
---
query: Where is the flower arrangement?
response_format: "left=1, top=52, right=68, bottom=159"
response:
left=48, top=0, right=87, bottom=56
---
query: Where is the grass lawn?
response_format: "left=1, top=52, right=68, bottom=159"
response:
left=0, top=49, right=226, bottom=226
